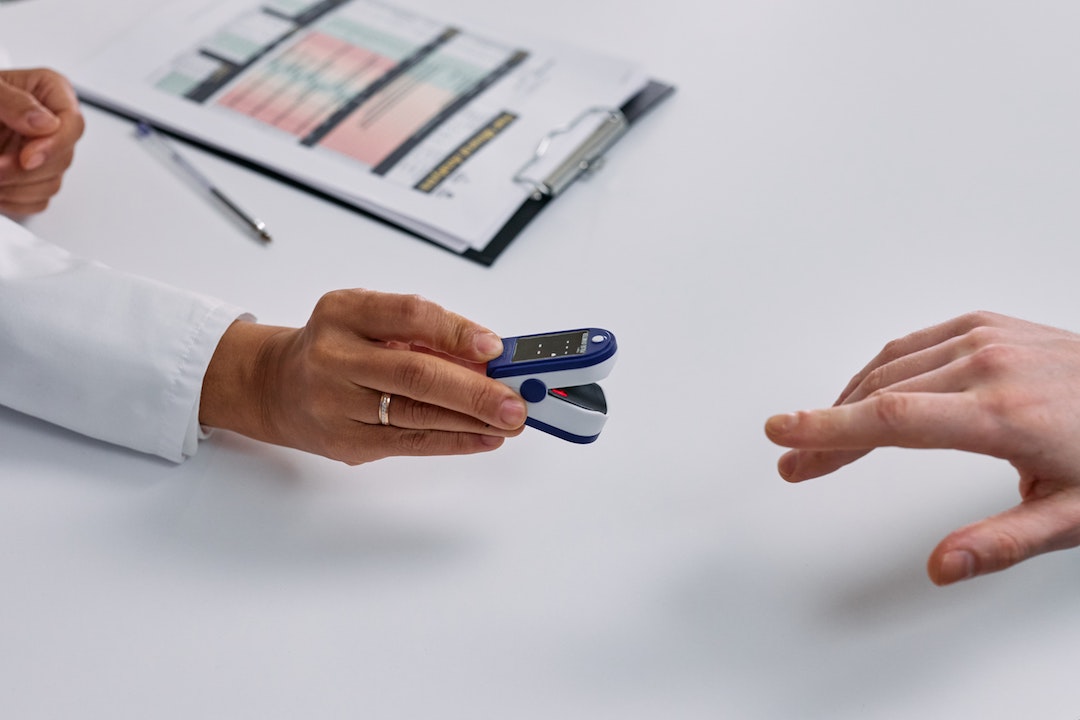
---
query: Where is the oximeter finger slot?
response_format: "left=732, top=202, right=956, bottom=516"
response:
left=550, top=384, right=607, bottom=414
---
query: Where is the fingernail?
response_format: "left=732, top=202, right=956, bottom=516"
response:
left=778, top=452, right=797, bottom=480
left=500, top=398, right=526, bottom=427
left=479, top=434, right=504, bottom=448
left=24, top=153, right=45, bottom=170
left=938, top=550, right=976, bottom=584
left=475, top=332, right=503, bottom=357
left=765, top=412, right=799, bottom=436
left=26, top=110, right=57, bottom=130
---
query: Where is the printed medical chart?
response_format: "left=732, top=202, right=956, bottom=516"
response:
left=73, top=0, right=659, bottom=255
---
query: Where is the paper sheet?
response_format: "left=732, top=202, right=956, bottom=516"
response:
left=72, top=0, right=652, bottom=253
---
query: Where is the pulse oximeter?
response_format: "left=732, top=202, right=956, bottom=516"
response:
left=487, top=328, right=617, bottom=443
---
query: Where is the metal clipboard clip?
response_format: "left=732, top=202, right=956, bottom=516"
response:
left=513, top=106, right=628, bottom=200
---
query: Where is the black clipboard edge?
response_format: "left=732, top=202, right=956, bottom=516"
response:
left=464, top=79, right=676, bottom=266
left=78, top=78, right=675, bottom=267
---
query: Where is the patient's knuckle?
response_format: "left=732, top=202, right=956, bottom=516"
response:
left=961, top=324, right=1003, bottom=352
left=871, top=392, right=909, bottom=429
left=986, top=529, right=1030, bottom=570
left=861, top=365, right=891, bottom=394
left=966, top=343, right=1018, bottom=376
left=878, top=338, right=906, bottom=362
left=960, top=310, right=1003, bottom=329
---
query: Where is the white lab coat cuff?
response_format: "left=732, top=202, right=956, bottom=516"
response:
left=0, top=216, right=251, bottom=463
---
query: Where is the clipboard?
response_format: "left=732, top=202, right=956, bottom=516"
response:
left=81, top=79, right=673, bottom=266
left=472, top=81, right=675, bottom=266
left=71, top=0, right=676, bottom=266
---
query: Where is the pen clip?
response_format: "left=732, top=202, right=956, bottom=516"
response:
left=513, top=106, right=628, bottom=200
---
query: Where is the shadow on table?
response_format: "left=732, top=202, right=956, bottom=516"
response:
left=0, top=405, right=480, bottom=578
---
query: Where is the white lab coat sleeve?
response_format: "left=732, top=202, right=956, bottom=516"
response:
left=0, top=215, right=251, bottom=462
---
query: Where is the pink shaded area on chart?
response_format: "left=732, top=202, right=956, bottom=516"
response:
left=317, top=76, right=455, bottom=166
left=215, top=32, right=396, bottom=138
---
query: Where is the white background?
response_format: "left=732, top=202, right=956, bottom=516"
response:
left=3, top=1, right=1080, bottom=717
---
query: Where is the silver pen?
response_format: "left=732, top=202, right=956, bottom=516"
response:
left=136, top=122, right=271, bottom=243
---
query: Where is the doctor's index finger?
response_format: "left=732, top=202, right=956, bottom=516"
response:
left=318, top=289, right=504, bottom=363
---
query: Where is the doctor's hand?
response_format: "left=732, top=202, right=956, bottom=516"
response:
left=0, top=68, right=85, bottom=216
left=765, top=311, right=1080, bottom=586
left=200, top=289, right=528, bottom=465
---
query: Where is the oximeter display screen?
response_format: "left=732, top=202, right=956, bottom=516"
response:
left=512, top=330, right=589, bottom=362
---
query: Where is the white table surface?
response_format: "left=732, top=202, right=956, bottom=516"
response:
left=4, top=1, right=1080, bottom=717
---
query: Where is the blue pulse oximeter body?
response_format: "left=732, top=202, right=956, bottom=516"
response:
left=487, top=328, right=617, bottom=443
